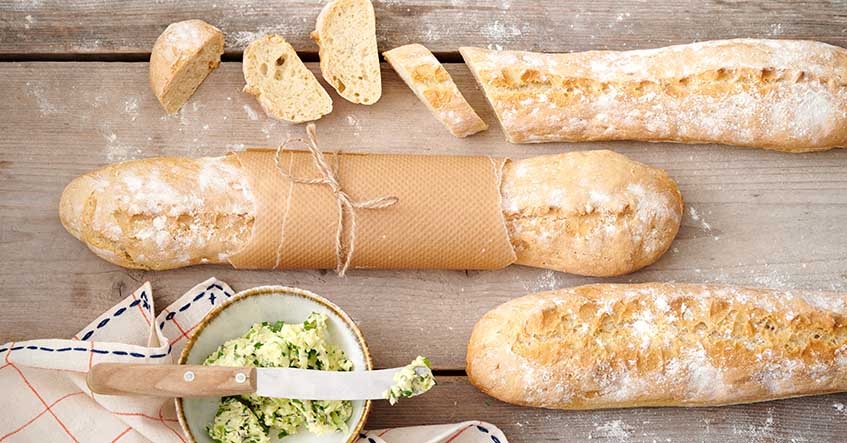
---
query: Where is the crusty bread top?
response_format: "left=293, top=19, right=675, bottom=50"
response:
left=461, top=39, right=847, bottom=151
left=149, top=19, right=224, bottom=114
left=242, top=34, right=332, bottom=122
left=468, top=283, right=847, bottom=409
left=384, top=44, right=487, bottom=137
left=311, top=0, right=382, bottom=104
left=59, top=156, right=254, bottom=270
left=502, top=151, right=683, bottom=277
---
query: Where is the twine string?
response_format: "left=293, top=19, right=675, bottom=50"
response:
left=273, top=123, right=398, bottom=276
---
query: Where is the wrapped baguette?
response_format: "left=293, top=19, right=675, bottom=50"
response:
left=59, top=142, right=682, bottom=276
left=468, top=283, right=847, bottom=409
left=461, top=39, right=847, bottom=152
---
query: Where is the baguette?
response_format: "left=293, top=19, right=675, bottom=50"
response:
left=58, top=151, right=681, bottom=276
left=467, top=283, right=847, bottom=409
left=242, top=34, right=333, bottom=122
left=460, top=39, right=847, bottom=152
left=384, top=44, right=487, bottom=137
left=311, top=0, right=382, bottom=104
left=149, top=20, right=224, bottom=114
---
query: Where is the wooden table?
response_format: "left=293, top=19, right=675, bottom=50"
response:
left=2, top=1, right=847, bottom=441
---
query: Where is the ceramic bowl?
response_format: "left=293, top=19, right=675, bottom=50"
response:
left=176, top=285, right=372, bottom=443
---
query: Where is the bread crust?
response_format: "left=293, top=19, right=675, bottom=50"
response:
left=384, top=44, right=487, bottom=137
left=461, top=39, right=847, bottom=152
left=468, top=283, right=847, bottom=409
left=502, top=151, right=683, bottom=277
left=58, top=156, right=254, bottom=270
left=59, top=151, right=681, bottom=275
left=149, top=19, right=224, bottom=114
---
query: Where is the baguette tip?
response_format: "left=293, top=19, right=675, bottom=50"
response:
left=59, top=173, right=97, bottom=240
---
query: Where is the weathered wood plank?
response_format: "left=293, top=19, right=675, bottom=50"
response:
left=368, top=376, right=847, bottom=442
left=1, top=62, right=846, bottom=373
left=1, top=1, right=846, bottom=56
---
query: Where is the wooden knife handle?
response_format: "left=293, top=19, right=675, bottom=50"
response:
left=87, top=363, right=257, bottom=397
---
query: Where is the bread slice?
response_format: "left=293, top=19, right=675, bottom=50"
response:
left=311, top=0, right=381, bottom=104
left=150, top=19, right=224, bottom=114
left=242, top=34, right=332, bottom=122
left=384, top=44, right=487, bottom=137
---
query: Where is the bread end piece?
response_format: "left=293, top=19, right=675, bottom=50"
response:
left=502, top=150, right=683, bottom=276
left=59, top=157, right=255, bottom=270
left=313, top=0, right=382, bottom=104
left=150, top=19, right=224, bottom=114
left=243, top=34, right=333, bottom=122
left=384, top=44, right=487, bottom=137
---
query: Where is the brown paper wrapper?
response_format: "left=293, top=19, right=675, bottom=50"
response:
left=226, top=150, right=516, bottom=270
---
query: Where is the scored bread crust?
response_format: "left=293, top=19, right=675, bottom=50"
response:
left=461, top=39, right=847, bottom=152
left=149, top=19, right=224, bottom=114
left=468, top=283, right=847, bottom=409
left=384, top=44, right=487, bottom=137
left=311, top=0, right=382, bottom=104
left=58, top=156, right=255, bottom=270
left=503, top=151, right=682, bottom=277
left=243, top=34, right=333, bottom=122
left=58, top=151, right=681, bottom=275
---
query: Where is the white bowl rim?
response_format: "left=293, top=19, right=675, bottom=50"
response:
left=174, top=285, right=373, bottom=443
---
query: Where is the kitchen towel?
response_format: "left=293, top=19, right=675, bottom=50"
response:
left=0, top=278, right=508, bottom=443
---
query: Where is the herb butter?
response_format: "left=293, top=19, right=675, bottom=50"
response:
left=208, top=398, right=269, bottom=443
left=204, top=313, right=354, bottom=442
left=384, top=356, right=436, bottom=405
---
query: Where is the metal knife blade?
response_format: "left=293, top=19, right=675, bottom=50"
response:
left=86, top=363, right=431, bottom=401
left=255, top=367, right=404, bottom=400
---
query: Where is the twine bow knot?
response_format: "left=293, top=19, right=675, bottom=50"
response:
left=273, top=123, right=398, bottom=276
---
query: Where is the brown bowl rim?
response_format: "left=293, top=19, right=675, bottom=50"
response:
left=174, top=285, right=373, bottom=443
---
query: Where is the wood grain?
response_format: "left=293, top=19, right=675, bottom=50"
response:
left=2, top=55, right=847, bottom=441
left=2, top=1, right=847, bottom=441
left=1, top=1, right=846, bottom=57
left=87, top=364, right=257, bottom=397
left=369, top=376, right=847, bottom=442
left=1, top=62, right=847, bottom=374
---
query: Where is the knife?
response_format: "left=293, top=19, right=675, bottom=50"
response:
left=87, top=363, right=431, bottom=400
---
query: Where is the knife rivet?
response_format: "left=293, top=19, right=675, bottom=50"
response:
left=183, top=371, right=195, bottom=382
left=235, top=372, right=247, bottom=384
